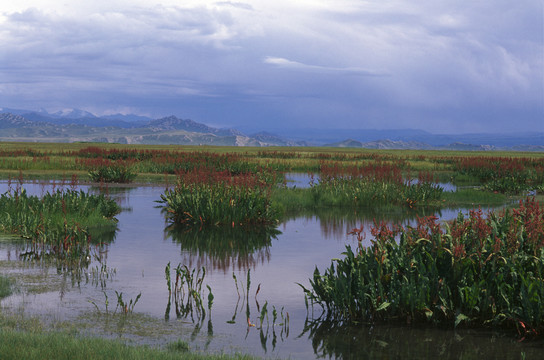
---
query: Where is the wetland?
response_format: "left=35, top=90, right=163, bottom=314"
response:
left=0, top=143, right=543, bottom=359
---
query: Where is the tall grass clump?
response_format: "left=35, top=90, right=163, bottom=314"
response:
left=302, top=198, right=544, bottom=337
left=87, top=160, right=137, bottom=183
left=307, top=162, right=443, bottom=209
left=452, top=156, right=544, bottom=194
left=158, top=167, right=278, bottom=227
left=0, top=189, right=120, bottom=260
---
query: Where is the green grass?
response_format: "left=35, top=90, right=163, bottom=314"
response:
left=1, top=141, right=543, bottom=183
left=0, top=330, right=257, bottom=360
left=272, top=179, right=444, bottom=213
left=442, top=188, right=509, bottom=206
left=0, top=274, right=13, bottom=298
left=0, top=310, right=255, bottom=360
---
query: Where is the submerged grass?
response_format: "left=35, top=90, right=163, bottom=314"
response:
left=0, top=274, right=13, bottom=298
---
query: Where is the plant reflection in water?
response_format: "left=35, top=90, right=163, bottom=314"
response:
left=300, top=318, right=542, bottom=360
left=165, top=225, right=281, bottom=272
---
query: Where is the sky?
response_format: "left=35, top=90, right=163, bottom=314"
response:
left=1, top=0, right=543, bottom=134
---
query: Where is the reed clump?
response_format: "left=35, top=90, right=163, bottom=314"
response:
left=452, top=156, right=544, bottom=194
left=87, top=161, right=137, bottom=183
left=302, top=198, right=544, bottom=337
left=158, top=167, right=278, bottom=227
left=307, top=163, right=443, bottom=209
left=0, top=188, right=120, bottom=260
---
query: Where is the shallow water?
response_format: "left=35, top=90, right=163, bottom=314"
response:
left=0, top=181, right=543, bottom=359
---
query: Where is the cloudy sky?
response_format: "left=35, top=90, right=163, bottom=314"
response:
left=1, top=0, right=543, bottom=134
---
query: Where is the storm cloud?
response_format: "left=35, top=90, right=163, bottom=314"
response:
left=1, top=0, right=542, bottom=133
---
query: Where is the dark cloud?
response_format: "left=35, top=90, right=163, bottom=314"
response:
left=0, top=1, right=541, bottom=133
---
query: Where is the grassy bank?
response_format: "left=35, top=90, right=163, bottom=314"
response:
left=0, top=329, right=256, bottom=360
left=0, top=308, right=255, bottom=360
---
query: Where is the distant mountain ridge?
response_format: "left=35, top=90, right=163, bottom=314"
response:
left=0, top=113, right=45, bottom=129
left=145, top=116, right=244, bottom=137
left=0, top=107, right=543, bottom=150
left=325, top=139, right=434, bottom=150
left=0, top=110, right=308, bottom=147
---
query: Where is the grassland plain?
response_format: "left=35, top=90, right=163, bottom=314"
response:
left=0, top=141, right=543, bottom=180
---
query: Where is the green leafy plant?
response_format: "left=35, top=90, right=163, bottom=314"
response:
left=302, top=198, right=544, bottom=338
left=115, top=291, right=142, bottom=315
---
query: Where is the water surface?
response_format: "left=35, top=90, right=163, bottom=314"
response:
left=0, top=181, right=542, bottom=359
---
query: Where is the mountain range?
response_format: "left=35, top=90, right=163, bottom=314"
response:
left=0, top=107, right=543, bottom=151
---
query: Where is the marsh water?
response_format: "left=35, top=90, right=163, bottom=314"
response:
left=1, top=180, right=543, bottom=359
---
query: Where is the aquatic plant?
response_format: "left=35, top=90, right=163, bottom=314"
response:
left=452, top=156, right=544, bottom=194
left=90, top=290, right=141, bottom=315
left=158, top=168, right=278, bottom=227
left=304, top=163, right=444, bottom=209
left=87, top=161, right=137, bottom=183
left=164, top=263, right=213, bottom=323
left=0, top=188, right=120, bottom=261
left=301, top=198, right=544, bottom=337
left=0, top=275, right=13, bottom=299
left=88, top=261, right=117, bottom=289
left=115, top=291, right=142, bottom=315
left=225, top=269, right=290, bottom=352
